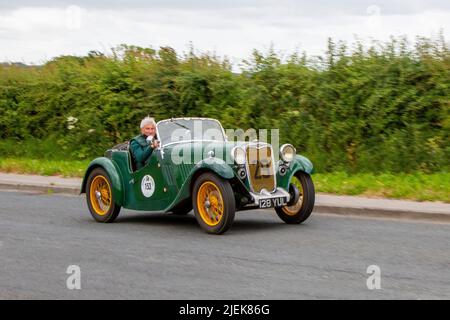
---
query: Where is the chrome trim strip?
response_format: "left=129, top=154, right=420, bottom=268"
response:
left=160, top=139, right=224, bottom=148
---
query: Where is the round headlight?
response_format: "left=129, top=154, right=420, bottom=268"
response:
left=280, top=144, right=296, bottom=162
left=231, top=147, right=246, bottom=165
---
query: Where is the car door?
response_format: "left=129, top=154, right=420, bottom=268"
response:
left=130, top=149, right=173, bottom=211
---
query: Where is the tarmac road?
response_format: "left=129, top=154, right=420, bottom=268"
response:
left=0, top=190, right=449, bottom=299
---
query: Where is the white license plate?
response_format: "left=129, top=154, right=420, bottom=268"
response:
left=259, top=197, right=287, bottom=208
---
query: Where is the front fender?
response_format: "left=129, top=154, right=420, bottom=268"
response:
left=193, top=157, right=235, bottom=179
left=293, top=155, right=314, bottom=174
left=80, top=157, right=124, bottom=206
left=277, top=155, right=314, bottom=190
left=165, top=157, right=235, bottom=211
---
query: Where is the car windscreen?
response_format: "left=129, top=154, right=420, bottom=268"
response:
left=157, top=119, right=226, bottom=146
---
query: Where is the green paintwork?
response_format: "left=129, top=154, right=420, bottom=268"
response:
left=81, top=125, right=314, bottom=212
left=276, top=155, right=314, bottom=190
left=195, top=158, right=235, bottom=179
left=164, top=157, right=236, bottom=211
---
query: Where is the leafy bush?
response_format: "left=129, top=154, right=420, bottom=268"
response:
left=0, top=37, right=449, bottom=173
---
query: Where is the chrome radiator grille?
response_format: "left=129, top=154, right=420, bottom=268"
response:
left=246, top=145, right=276, bottom=193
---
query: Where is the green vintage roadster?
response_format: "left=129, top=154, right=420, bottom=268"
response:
left=81, top=118, right=315, bottom=234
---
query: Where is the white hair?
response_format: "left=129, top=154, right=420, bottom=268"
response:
left=140, top=116, right=156, bottom=129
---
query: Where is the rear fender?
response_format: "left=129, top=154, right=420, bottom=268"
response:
left=80, top=157, right=124, bottom=206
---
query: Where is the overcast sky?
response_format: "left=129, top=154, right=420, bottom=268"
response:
left=0, top=0, right=449, bottom=66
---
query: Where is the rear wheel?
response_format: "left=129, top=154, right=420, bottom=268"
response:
left=192, top=173, right=235, bottom=234
left=86, top=168, right=121, bottom=223
left=275, top=171, right=315, bottom=224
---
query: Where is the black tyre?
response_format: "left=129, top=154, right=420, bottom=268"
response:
left=275, top=171, right=315, bottom=224
left=86, top=168, right=121, bottom=223
left=192, top=172, right=236, bottom=234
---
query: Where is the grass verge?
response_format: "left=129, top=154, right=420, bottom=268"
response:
left=0, top=158, right=448, bottom=202
left=313, top=171, right=450, bottom=203
left=0, top=158, right=89, bottom=178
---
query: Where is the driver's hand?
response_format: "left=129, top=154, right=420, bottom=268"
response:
left=151, top=140, right=160, bottom=149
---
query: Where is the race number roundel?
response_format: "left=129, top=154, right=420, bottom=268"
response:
left=141, top=175, right=155, bottom=197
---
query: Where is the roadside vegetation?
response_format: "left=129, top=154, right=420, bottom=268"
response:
left=0, top=35, right=448, bottom=201
left=0, top=158, right=89, bottom=178
left=0, top=157, right=448, bottom=202
left=313, top=172, right=450, bottom=202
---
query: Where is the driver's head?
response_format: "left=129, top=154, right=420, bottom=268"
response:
left=140, top=116, right=156, bottom=137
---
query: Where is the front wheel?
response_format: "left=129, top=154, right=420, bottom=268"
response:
left=275, top=171, right=315, bottom=224
left=192, top=173, right=236, bottom=234
left=86, top=168, right=121, bottom=223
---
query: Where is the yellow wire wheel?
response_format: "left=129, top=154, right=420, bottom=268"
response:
left=197, top=181, right=224, bottom=226
left=89, top=175, right=112, bottom=216
left=86, top=168, right=121, bottom=223
left=193, top=172, right=235, bottom=234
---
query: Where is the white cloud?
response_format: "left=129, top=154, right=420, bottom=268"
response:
left=0, top=3, right=449, bottom=66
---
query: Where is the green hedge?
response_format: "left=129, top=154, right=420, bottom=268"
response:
left=0, top=37, right=449, bottom=173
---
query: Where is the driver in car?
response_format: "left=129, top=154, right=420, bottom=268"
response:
left=130, top=116, right=160, bottom=170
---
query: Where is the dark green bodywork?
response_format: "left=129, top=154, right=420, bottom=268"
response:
left=81, top=140, right=313, bottom=212
left=277, top=155, right=314, bottom=190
